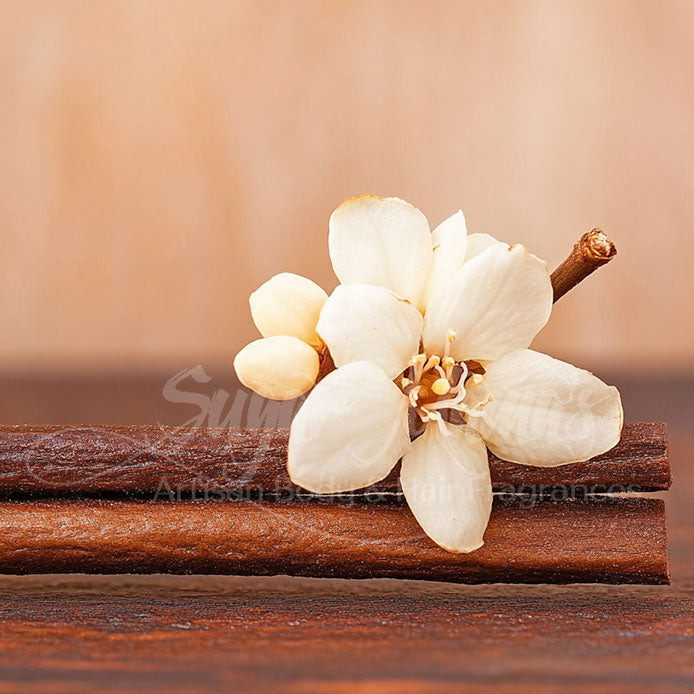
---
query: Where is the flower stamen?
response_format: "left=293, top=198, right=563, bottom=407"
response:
left=411, top=354, right=427, bottom=383
left=408, top=385, right=422, bottom=408
left=422, top=409, right=451, bottom=436
left=423, top=355, right=440, bottom=373
left=443, top=329, right=457, bottom=361
left=400, top=334, right=488, bottom=427
left=448, top=361, right=469, bottom=395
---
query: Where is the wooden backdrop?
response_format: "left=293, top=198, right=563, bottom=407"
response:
left=1, top=0, right=693, bottom=374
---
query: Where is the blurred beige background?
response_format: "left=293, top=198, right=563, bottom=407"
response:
left=1, top=0, right=693, bottom=375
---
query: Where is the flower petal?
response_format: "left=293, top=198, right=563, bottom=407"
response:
left=400, top=422, right=492, bottom=553
left=465, top=349, right=623, bottom=466
left=250, top=273, right=328, bottom=349
left=233, top=336, right=319, bottom=401
left=464, top=232, right=506, bottom=262
left=422, top=244, right=553, bottom=362
left=288, top=361, right=410, bottom=493
left=328, top=195, right=433, bottom=305
left=418, top=210, right=468, bottom=311
left=316, top=284, right=422, bottom=379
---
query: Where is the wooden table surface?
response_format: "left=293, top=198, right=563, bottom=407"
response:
left=0, top=373, right=692, bottom=693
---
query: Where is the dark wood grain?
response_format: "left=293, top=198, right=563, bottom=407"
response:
left=0, top=421, right=670, bottom=494
left=0, top=575, right=691, bottom=694
left=0, top=497, right=668, bottom=584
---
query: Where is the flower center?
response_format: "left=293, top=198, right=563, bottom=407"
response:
left=398, top=330, right=491, bottom=431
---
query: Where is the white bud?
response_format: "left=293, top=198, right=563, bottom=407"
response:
left=250, top=273, right=328, bottom=349
left=233, top=336, right=320, bottom=401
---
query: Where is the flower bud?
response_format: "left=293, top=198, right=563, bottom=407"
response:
left=233, top=336, right=320, bottom=401
left=250, top=273, right=327, bottom=349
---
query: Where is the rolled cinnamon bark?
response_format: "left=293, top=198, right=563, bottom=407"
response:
left=0, top=422, right=669, bottom=495
left=0, top=497, right=668, bottom=584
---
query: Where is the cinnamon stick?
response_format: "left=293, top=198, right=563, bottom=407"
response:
left=551, top=229, right=617, bottom=302
left=0, top=497, right=668, bottom=584
left=0, top=422, right=669, bottom=495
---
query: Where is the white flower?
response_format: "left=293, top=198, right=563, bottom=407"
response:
left=237, top=195, right=624, bottom=553
left=234, top=197, right=498, bottom=400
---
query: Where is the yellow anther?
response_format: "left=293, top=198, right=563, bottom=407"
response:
left=431, top=378, right=451, bottom=396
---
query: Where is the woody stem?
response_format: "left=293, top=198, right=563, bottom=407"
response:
left=550, top=229, right=617, bottom=303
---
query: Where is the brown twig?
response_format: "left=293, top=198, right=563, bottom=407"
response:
left=0, top=497, right=668, bottom=584
left=551, top=229, right=617, bottom=302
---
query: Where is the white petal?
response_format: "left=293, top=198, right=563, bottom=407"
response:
left=288, top=361, right=410, bottom=493
left=328, top=195, right=433, bottom=305
left=250, top=273, right=328, bottom=349
left=466, top=349, right=623, bottom=466
left=233, top=336, right=319, bottom=401
left=464, top=232, right=506, bottom=262
left=316, top=285, right=422, bottom=379
left=400, top=423, right=492, bottom=553
left=423, top=244, right=553, bottom=362
left=418, top=210, right=468, bottom=311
